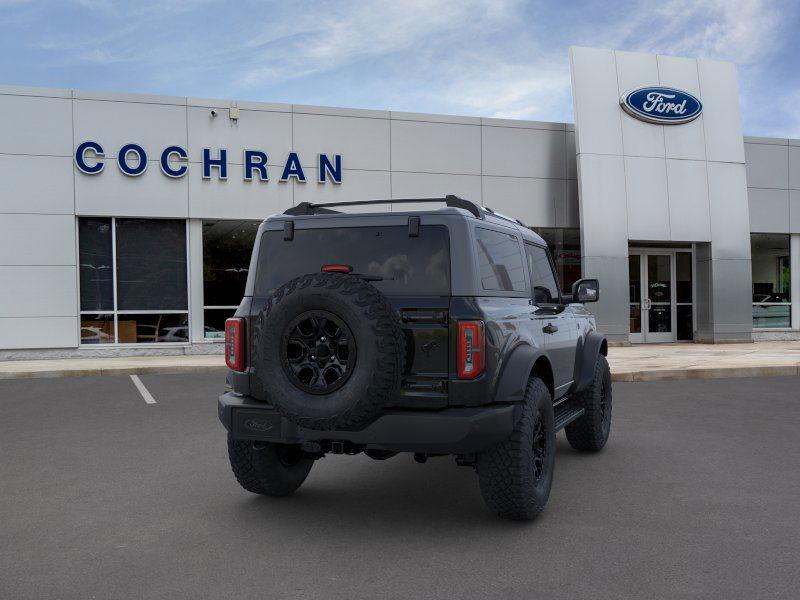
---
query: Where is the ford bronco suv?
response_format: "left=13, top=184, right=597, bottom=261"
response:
left=218, top=196, right=611, bottom=520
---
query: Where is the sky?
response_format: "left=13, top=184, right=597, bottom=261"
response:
left=1, top=0, right=799, bottom=137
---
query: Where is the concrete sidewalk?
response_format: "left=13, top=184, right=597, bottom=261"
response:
left=0, top=354, right=225, bottom=380
left=1, top=341, right=799, bottom=382
left=608, top=340, right=800, bottom=381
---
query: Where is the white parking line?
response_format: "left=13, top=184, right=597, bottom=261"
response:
left=130, top=374, right=157, bottom=404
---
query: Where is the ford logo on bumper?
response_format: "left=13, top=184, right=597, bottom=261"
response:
left=620, top=87, right=702, bottom=125
left=244, top=418, right=275, bottom=432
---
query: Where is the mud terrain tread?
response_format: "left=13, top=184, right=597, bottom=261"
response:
left=476, top=377, right=555, bottom=521
left=565, top=354, right=612, bottom=451
left=227, top=434, right=313, bottom=496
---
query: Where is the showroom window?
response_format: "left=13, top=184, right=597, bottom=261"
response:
left=79, top=217, right=188, bottom=344
left=751, top=233, right=791, bottom=328
left=533, top=228, right=582, bottom=293
left=202, top=220, right=261, bottom=339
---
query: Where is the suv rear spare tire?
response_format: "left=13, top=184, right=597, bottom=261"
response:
left=251, top=272, right=405, bottom=431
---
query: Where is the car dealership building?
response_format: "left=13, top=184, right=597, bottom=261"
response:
left=1, top=46, right=799, bottom=358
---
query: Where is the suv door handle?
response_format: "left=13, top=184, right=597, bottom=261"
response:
left=542, top=323, right=558, bottom=335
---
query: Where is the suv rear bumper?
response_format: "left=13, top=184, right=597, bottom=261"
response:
left=218, top=392, right=516, bottom=454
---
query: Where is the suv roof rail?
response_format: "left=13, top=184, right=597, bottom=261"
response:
left=283, top=195, right=483, bottom=219
left=482, top=206, right=527, bottom=227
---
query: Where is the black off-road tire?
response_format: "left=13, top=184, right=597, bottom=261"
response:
left=251, top=272, right=405, bottom=431
left=227, top=434, right=314, bottom=496
left=476, top=377, right=556, bottom=521
left=565, top=354, right=612, bottom=452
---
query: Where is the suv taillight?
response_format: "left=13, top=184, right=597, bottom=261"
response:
left=225, top=318, right=246, bottom=371
left=457, top=320, right=485, bottom=379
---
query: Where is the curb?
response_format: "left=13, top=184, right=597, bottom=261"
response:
left=611, top=365, right=799, bottom=382
left=0, top=364, right=228, bottom=381
left=0, top=364, right=798, bottom=382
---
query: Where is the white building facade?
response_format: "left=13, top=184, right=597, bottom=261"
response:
left=1, top=47, right=799, bottom=357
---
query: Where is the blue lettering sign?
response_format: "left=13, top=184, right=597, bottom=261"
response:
left=75, top=141, right=105, bottom=174
left=118, top=143, right=148, bottom=176
left=74, top=143, right=343, bottom=184
left=202, top=148, right=227, bottom=179
left=160, top=146, right=188, bottom=178
left=244, top=150, right=269, bottom=181
left=280, top=152, right=306, bottom=182
left=318, top=154, right=342, bottom=184
left=620, top=87, right=702, bottom=125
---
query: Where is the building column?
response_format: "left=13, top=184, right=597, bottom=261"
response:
left=188, top=219, right=205, bottom=344
left=792, top=234, right=800, bottom=331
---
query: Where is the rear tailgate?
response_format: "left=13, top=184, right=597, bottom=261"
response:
left=391, top=297, right=450, bottom=408
left=250, top=220, right=452, bottom=407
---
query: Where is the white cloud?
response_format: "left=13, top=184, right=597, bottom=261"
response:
left=237, top=0, right=523, bottom=88
left=6, top=0, right=796, bottom=134
left=630, top=0, right=781, bottom=64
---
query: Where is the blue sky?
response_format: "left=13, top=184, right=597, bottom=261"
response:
left=2, top=0, right=799, bottom=136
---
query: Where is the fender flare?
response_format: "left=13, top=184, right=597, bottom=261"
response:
left=572, top=331, right=608, bottom=394
left=492, top=342, right=552, bottom=404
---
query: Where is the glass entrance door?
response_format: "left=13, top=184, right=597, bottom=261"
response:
left=645, top=253, right=673, bottom=342
left=629, top=249, right=694, bottom=343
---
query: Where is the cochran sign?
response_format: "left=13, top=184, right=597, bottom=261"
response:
left=74, top=141, right=343, bottom=184
left=620, top=87, right=702, bottom=125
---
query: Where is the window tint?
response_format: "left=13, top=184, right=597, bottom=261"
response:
left=256, top=225, right=450, bottom=297
left=474, top=227, right=527, bottom=292
left=77, top=217, right=189, bottom=345
left=525, top=243, right=560, bottom=304
left=203, top=220, right=260, bottom=307
left=79, top=217, right=114, bottom=311
left=751, top=233, right=791, bottom=328
left=533, top=227, right=581, bottom=294
left=116, top=219, right=187, bottom=311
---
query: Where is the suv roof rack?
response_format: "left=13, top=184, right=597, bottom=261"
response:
left=482, top=206, right=527, bottom=227
left=284, top=195, right=483, bottom=219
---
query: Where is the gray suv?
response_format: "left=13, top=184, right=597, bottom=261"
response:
left=218, top=195, right=611, bottom=520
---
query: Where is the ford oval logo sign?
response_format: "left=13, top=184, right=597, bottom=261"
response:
left=620, top=87, right=702, bottom=125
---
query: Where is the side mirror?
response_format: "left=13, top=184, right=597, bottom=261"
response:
left=571, top=278, right=599, bottom=303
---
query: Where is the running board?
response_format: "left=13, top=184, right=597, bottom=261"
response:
left=553, top=406, right=585, bottom=431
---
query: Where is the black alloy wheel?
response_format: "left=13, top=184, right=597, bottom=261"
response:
left=281, top=310, right=356, bottom=395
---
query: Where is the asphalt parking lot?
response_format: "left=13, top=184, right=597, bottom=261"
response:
left=1, top=374, right=799, bottom=599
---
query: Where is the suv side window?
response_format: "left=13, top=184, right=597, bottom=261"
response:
left=524, top=243, right=560, bottom=304
left=474, top=227, right=527, bottom=292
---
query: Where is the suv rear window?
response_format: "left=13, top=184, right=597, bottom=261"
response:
left=255, top=225, right=450, bottom=297
left=474, top=227, right=527, bottom=292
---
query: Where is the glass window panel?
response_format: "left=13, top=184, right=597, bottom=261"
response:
left=203, top=220, right=260, bottom=307
left=204, top=308, right=236, bottom=339
left=647, top=255, right=671, bottom=303
left=677, top=305, right=693, bottom=341
left=116, top=219, right=187, bottom=311
left=533, top=228, right=581, bottom=293
left=79, top=218, right=114, bottom=311
left=751, top=234, right=791, bottom=328
left=117, top=313, right=189, bottom=344
left=629, top=254, right=641, bottom=303
left=474, top=228, right=526, bottom=292
left=752, top=305, right=791, bottom=328
left=630, top=304, right=642, bottom=334
left=648, top=304, right=671, bottom=333
left=524, top=244, right=559, bottom=304
left=676, top=252, right=692, bottom=304
left=256, top=225, right=451, bottom=297
left=80, top=314, right=115, bottom=344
